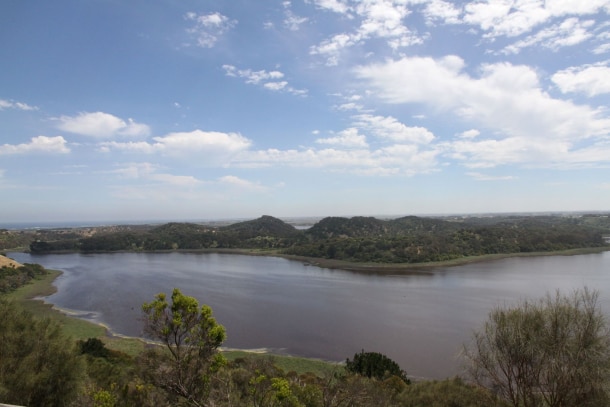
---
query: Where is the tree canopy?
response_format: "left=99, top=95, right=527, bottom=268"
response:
left=141, top=288, right=227, bottom=406
left=464, top=288, right=610, bottom=407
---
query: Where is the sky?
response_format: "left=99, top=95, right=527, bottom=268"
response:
left=1, top=0, right=610, bottom=224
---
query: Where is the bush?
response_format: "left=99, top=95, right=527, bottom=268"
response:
left=346, top=350, right=410, bottom=384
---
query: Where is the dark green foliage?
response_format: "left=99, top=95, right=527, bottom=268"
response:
left=0, top=262, right=47, bottom=293
left=0, top=299, right=84, bottom=406
left=221, top=215, right=300, bottom=238
left=22, top=214, right=610, bottom=264
left=346, top=350, right=410, bottom=384
left=140, top=288, right=227, bottom=406
left=79, top=337, right=111, bottom=358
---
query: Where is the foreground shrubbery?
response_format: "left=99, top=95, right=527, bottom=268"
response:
left=0, top=296, right=501, bottom=406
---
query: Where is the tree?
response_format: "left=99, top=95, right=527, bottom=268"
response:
left=0, top=299, right=83, bottom=406
left=463, top=288, right=610, bottom=407
left=345, top=350, right=410, bottom=384
left=140, top=288, right=227, bottom=407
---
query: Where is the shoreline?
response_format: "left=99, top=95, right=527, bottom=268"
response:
left=16, top=245, right=610, bottom=275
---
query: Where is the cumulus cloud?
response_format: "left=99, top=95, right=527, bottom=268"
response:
left=355, top=55, right=610, bottom=141
left=111, top=162, right=202, bottom=187
left=355, top=55, right=610, bottom=168
left=467, top=172, right=517, bottom=181
left=219, top=175, right=266, bottom=190
left=282, top=2, right=309, bottom=31
left=352, top=114, right=435, bottom=144
left=458, top=129, right=480, bottom=139
left=0, top=136, right=70, bottom=155
left=55, top=112, right=150, bottom=138
left=316, top=128, right=369, bottom=148
left=463, top=0, right=610, bottom=39
left=309, top=0, right=424, bottom=65
left=423, top=0, right=462, bottom=25
left=233, top=142, right=440, bottom=176
left=99, top=130, right=252, bottom=162
left=0, top=98, right=38, bottom=111
left=311, top=0, right=350, bottom=14
left=552, top=61, right=610, bottom=96
left=500, top=18, right=595, bottom=54
left=222, top=65, right=307, bottom=95
left=184, top=11, right=236, bottom=48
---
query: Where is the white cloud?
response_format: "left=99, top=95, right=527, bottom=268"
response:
left=112, top=162, right=202, bottom=187
left=352, top=114, right=435, bottom=144
left=336, top=102, right=364, bottom=111
left=55, top=112, right=150, bottom=138
left=593, top=42, right=610, bottom=55
left=219, top=175, right=266, bottom=190
left=463, top=0, right=550, bottom=38
left=0, top=98, right=38, bottom=111
left=316, top=128, right=369, bottom=148
left=282, top=2, right=309, bottom=31
left=309, top=0, right=424, bottom=64
left=0, top=136, right=70, bottom=155
left=99, top=130, right=252, bottom=161
left=355, top=55, right=610, bottom=169
left=311, top=0, right=350, bottom=14
left=355, top=56, right=610, bottom=143
left=233, top=141, right=440, bottom=176
left=151, top=173, right=202, bottom=187
left=223, top=65, right=284, bottom=83
left=264, top=81, right=288, bottom=91
left=458, top=129, right=480, bottom=139
left=185, top=12, right=236, bottom=48
left=501, top=18, right=595, bottom=54
left=463, top=0, right=610, bottom=39
left=467, top=171, right=517, bottom=181
left=423, top=0, right=462, bottom=25
left=552, top=61, right=610, bottom=96
left=223, top=65, right=307, bottom=95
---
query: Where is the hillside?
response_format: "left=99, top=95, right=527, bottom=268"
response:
left=0, top=255, right=22, bottom=268
left=22, top=213, right=610, bottom=264
left=221, top=215, right=300, bottom=238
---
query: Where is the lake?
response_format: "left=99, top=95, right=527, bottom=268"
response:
left=8, top=250, right=610, bottom=379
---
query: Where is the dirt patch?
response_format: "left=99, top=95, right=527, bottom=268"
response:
left=0, top=255, right=22, bottom=268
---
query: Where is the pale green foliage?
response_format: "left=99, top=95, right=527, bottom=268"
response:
left=141, top=288, right=227, bottom=406
left=464, top=288, right=610, bottom=407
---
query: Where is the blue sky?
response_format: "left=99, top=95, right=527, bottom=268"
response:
left=2, top=0, right=610, bottom=223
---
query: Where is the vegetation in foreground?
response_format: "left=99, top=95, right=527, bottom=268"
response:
left=2, top=261, right=610, bottom=406
left=5, top=213, right=608, bottom=267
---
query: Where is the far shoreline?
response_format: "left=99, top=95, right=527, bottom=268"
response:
left=15, top=245, right=610, bottom=275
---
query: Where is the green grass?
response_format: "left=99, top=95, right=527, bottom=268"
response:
left=223, top=350, right=341, bottom=376
left=6, top=270, right=106, bottom=338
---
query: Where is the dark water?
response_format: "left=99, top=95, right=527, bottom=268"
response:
left=8, top=251, right=610, bottom=379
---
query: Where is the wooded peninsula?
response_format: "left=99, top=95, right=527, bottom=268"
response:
left=3, top=213, right=610, bottom=268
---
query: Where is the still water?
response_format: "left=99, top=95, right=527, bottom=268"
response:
left=8, top=251, right=610, bottom=379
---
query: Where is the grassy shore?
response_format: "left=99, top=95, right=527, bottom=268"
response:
left=168, top=245, right=610, bottom=275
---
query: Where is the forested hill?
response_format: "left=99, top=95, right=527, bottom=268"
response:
left=306, top=216, right=458, bottom=239
left=19, top=214, right=610, bottom=264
